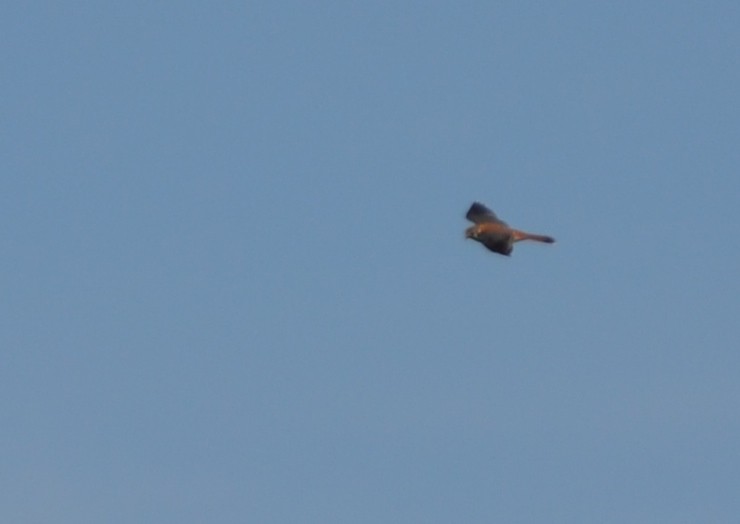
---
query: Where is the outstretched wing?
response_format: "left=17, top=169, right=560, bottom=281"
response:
left=465, top=202, right=507, bottom=225
left=480, top=235, right=513, bottom=256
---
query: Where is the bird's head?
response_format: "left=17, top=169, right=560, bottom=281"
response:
left=464, top=226, right=478, bottom=240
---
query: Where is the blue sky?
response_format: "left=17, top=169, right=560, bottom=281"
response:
left=2, top=2, right=740, bottom=522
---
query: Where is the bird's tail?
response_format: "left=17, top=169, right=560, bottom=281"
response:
left=512, top=230, right=555, bottom=244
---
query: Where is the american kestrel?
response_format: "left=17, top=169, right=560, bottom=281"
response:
left=465, top=202, right=555, bottom=256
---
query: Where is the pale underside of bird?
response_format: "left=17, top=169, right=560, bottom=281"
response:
left=465, top=202, right=555, bottom=256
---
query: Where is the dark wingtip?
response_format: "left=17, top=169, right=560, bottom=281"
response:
left=467, top=202, right=489, bottom=215
left=466, top=202, right=497, bottom=223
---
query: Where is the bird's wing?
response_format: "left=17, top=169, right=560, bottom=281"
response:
left=466, top=202, right=507, bottom=225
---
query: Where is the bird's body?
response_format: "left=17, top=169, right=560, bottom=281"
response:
left=464, top=202, right=555, bottom=256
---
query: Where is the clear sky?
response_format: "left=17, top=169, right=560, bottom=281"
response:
left=3, top=2, right=740, bottom=522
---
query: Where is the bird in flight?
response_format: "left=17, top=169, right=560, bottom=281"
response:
left=465, top=202, right=555, bottom=256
